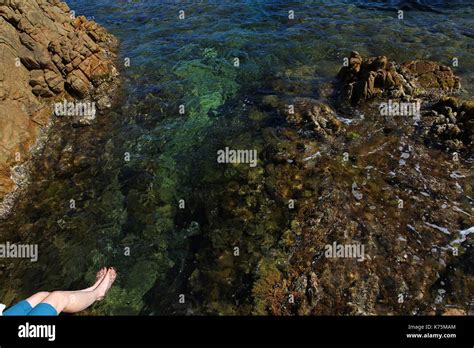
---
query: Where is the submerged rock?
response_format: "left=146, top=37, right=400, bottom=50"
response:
left=283, top=98, right=343, bottom=138
left=245, top=53, right=472, bottom=316
left=458, top=101, right=474, bottom=147
left=263, top=95, right=343, bottom=139
left=400, top=60, right=460, bottom=94
left=424, top=96, right=473, bottom=152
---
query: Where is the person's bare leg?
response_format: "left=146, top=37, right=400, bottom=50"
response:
left=24, top=268, right=106, bottom=309
left=38, top=268, right=117, bottom=314
left=25, top=291, right=50, bottom=307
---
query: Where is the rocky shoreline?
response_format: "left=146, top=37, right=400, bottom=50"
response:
left=0, top=0, right=119, bottom=218
left=0, top=2, right=471, bottom=316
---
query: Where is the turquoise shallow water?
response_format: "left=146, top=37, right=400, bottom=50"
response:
left=0, top=1, right=473, bottom=315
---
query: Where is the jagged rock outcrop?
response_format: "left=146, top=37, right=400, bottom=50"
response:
left=0, top=0, right=118, bottom=206
left=337, top=51, right=471, bottom=155
left=338, top=51, right=460, bottom=106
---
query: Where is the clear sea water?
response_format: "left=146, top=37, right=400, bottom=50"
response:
left=0, top=0, right=472, bottom=315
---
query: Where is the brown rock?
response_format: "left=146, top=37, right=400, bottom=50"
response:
left=72, top=17, right=82, bottom=29
left=64, top=63, right=74, bottom=74
left=370, top=56, right=388, bottom=70
left=0, top=82, right=9, bottom=100
left=19, top=46, right=41, bottom=70
left=460, top=101, right=474, bottom=117
left=442, top=308, right=466, bottom=316
left=31, top=84, right=54, bottom=98
left=30, top=106, right=52, bottom=126
left=19, top=33, right=37, bottom=51
left=32, top=44, right=56, bottom=71
left=401, top=60, right=438, bottom=75
left=458, top=101, right=474, bottom=148
left=29, top=70, right=46, bottom=87
left=0, top=0, right=118, bottom=205
left=66, top=69, right=91, bottom=98
left=426, top=97, right=473, bottom=152
left=401, top=60, right=460, bottom=92
left=338, top=53, right=406, bottom=105
left=338, top=52, right=461, bottom=106
left=78, top=54, right=110, bottom=86
left=281, top=97, right=342, bottom=138
left=433, top=96, right=460, bottom=113
left=71, top=55, right=83, bottom=68
left=44, top=69, right=64, bottom=94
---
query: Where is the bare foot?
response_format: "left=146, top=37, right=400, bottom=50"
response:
left=81, top=267, right=108, bottom=292
left=96, top=267, right=108, bottom=281
left=95, top=267, right=117, bottom=301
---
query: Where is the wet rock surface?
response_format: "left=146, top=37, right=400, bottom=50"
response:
left=423, top=97, right=473, bottom=153
left=338, top=51, right=460, bottom=106
left=279, top=97, right=343, bottom=139
left=0, top=0, right=118, bottom=211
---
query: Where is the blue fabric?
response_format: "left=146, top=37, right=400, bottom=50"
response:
left=3, top=300, right=58, bottom=316
left=3, top=300, right=32, bottom=316
left=27, top=303, right=58, bottom=316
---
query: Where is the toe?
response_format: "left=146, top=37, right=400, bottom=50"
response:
left=96, top=267, right=107, bottom=280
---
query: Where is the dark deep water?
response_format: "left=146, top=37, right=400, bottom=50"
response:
left=1, top=1, right=473, bottom=315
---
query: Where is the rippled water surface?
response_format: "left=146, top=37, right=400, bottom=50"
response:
left=1, top=0, right=473, bottom=315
